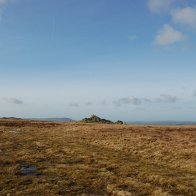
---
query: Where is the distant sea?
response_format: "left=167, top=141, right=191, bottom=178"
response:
left=127, top=121, right=196, bottom=125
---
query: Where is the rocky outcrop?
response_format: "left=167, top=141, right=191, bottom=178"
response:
left=81, top=115, right=113, bottom=124
left=81, top=115, right=124, bottom=124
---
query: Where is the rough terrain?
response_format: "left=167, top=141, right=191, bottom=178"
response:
left=0, top=120, right=196, bottom=195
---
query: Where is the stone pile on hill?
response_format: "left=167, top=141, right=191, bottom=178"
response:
left=81, top=115, right=124, bottom=124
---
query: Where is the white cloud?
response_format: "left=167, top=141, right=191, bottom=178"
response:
left=155, top=24, right=185, bottom=45
left=148, top=0, right=173, bottom=13
left=172, top=7, right=196, bottom=28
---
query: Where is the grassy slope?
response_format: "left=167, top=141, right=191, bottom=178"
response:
left=0, top=120, right=196, bottom=195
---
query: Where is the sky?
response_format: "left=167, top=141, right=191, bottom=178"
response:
left=0, top=0, right=196, bottom=121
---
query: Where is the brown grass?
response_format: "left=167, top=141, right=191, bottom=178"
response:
left=0, top=120, right=196, bottom=195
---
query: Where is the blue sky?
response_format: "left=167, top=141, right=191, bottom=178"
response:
left=0, top=0, right=196, bottom=121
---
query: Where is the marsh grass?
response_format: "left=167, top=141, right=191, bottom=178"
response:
left=0, top=120, right=195, bottom=195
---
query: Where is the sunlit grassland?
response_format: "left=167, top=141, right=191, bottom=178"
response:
left=0, top=120, right=196, bottom=195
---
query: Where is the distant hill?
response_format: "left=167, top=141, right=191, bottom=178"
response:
left=0, top=117, right=22, bottom=120
left=29, top=118, right=74, bottom=122
left=81, top=115, right=124, bottom=124
left=0, top=117, right=74, bottom=122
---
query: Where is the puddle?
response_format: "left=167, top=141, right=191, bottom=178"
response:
left=20, top=164, right=37, bottom=176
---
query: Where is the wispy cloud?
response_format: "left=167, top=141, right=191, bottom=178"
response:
left=171, top=7, right=196, bottom=28
left=0, top=0, right=9, bottom=6
left=2, top=97, right=24, bottom=105
left=113, top=94, right=179, bottom=107
left=114, top=97, right=142, bottom=107
left=154, top=24, right=186, bottom=45
left=0, top=0, right=11, bottom=22
left=69, top=102, right=79, bottom=107
left=142, top=98, right=152, bottom=103
left=156, top=94, right=178, bottom=103
left=85, top=101, right=93, bottom=106
left=101, top=100, right=107, bottom=105
left=172, top=106, right=182, bottom=110
left=128, top=35, right=138, bottom=41
left=134, top=107, right=146, bottom=111
left=148, top=0, right=173, bottom=14
left=188, top=106, right=196, bottom=110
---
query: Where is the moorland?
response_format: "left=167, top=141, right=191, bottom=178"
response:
left=0, top=119, right=196, bottom=195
